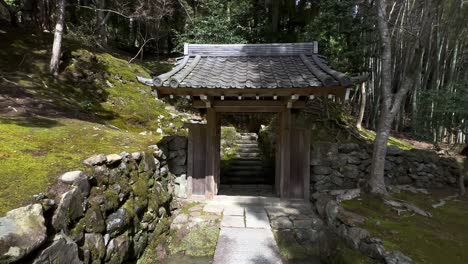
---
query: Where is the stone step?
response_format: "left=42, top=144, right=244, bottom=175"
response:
left=221, top=177, right=270, bottom=184
left=229, top=159, right=263, bottom=167
left=236, top=143, right=258, bottom=148
left=236, top=148, right=260, bottom=153
left=223, top=169, right=265, bottom=176
left=234, top=153, right=260, bottom=158
left=229, top=165, right=264, bottom=171
left=237, top=135, right=257, bottom=140
left=235, top=140, right=258, bottom=144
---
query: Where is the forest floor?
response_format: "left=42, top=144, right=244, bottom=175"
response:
left=341, top=189, right=468, bottom=264
left=0, top=24, right=193, bottom=215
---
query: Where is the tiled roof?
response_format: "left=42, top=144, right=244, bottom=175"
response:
left=151, top=43, right=354, bottom=89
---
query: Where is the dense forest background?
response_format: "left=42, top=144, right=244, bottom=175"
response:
left=1, top=0, right=467, bottom=146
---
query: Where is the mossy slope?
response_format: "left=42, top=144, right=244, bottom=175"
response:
left=0, top=26, right=188, bottom=215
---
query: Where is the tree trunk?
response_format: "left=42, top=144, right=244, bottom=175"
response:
left=96, top=0, right=109, bottom=47
left=368, top=0, right=393, bottom=196
left=49, top=0, right=66, bottom=76
left=356, top=81, right=367, bottom=131
left=0, top=0, right=17, bottom=26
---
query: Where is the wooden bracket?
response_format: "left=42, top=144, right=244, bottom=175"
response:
left=287, top=94, right=300, bottom=108
left=200, top=95, right=211, bottom=108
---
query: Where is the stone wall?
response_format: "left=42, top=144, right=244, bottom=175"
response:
left=0, top=136, right=188, bottom=264
left=310, top=143, right=460, bottom=193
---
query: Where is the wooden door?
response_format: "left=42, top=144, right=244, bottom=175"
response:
left=187, top=124, right=206, bottom=196
left=289, top=128, right=310, bottom=199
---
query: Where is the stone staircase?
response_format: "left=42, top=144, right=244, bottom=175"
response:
left=222, top=133, right=270, bottom=184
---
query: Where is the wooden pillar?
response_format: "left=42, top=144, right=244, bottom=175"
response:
left=279, top=108, right=292, bottom=197
left=205, top=108, right=217, bottom=199
left=187, top=124, right=193, bottom=198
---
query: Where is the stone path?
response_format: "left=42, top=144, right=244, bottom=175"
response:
left=212, top=204, right=283, bottom=264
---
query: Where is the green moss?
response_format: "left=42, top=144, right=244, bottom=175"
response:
left=359, top=128, right=413, bottom=150
left=137, top=233, right=169, bottom=264
left=103, top=189, right=120, bottom=212
left=273, top=230, right=320, bottom=260
left=0, top=117, right=158, bottom=215
left=179, top=202, right=201, bottom=215
left=342, top=193, right=468, bottom=264
left=0, top=28, right=189, bottom=215
left=169, top=225, right=220, bottom=257
left=329, top=243, right=379, bottom=264
left=133, top=178, right=149, bottom=199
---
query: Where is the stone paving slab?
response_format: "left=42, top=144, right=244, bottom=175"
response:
left=202, top=204, right=224, bottom=215
left=245, top=212, right=271, bottom=229
left=245, top=206, right=266, bottom=213
left=221, top=215, right=245, bottom=228
left=213, top=227, right=283, bottom=264
left=224, top=206, right=244, bottom=216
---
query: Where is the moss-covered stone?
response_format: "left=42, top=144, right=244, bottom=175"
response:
left=84, top=202, right=105, bottom=233
left=132, top=178, right=149, bottom=215
left=103, top=189, right=120, bottom=212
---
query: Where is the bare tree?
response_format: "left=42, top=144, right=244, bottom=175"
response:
left=49, top=0, right=66, bottom=76
left=367, top=0, right=415, bottom=195
left=356, top=81, right=367, bottom=131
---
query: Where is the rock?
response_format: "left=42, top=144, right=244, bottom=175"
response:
left=347, top=155, right=362, bottom=165
left=315, top=193, right=334, bottom=217
left=168, top=136, right=188, bottom=151
left=33, top=192, right=46, bottom=201
left=59, top=171, right=85, bottom=184
left=0, top=204, right=46, bottom=263
left=59, top=171, right=90, bottom=197
left=342, top=164, right=359, bottom=178
left=295, top=228, right=320, bottom=244
left=339, top=143, right=360, bottom=153
left=83, top=154, right=107, bottom=166
left=131, top=152, right=142, bottom=161
left=84, top=203, right=106, bottom=233
left=325, top=200, right=340, bottom=225
left=174, top=174, right=188, bottom=198
left=384, top=250, right=414, bottom=264
left=106, top=207, right=132, bottom=237
left=312, top=174, right=326, bottom=182
left=170, top=214, right=189, bottom=229
left=359, top=241, right=386, bottom=260
left=387, top=146, right=403, bottom=156
left=292, top=219, right=313, bottom=229
left=52, top=188, right=85, bottom=232
left=32, top=234, right=81, bottom=264
left=337, top=208, right=365, bottom=227
left=313, top=166, right=332, bottom=175
left=270, top=216, right=293, bottom=229
left=83, top=233, right=106, bottom=264
left=133, top=231, right=148, bottom=258
left=106, top=232, right=130, bottom=263
left=330, top=188, right=361, bottom=202
left=345, top=227, right=370, bottom=249
left=106, top=154, right=122, bottom=164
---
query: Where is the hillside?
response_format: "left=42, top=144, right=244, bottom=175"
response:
left=0, top=25, right=192, bottom=215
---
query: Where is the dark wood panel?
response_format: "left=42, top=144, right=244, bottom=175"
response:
left=290, top=128, right=311, bottom=199
left=205, top=109, right=217, bottom=199
left=188, top=124, right=206, bottom=195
